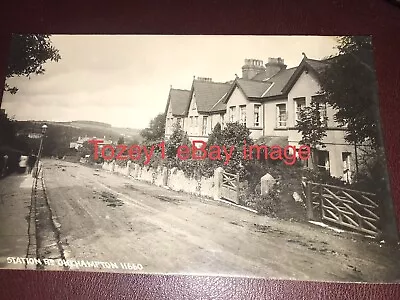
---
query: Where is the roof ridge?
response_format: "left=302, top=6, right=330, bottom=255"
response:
left=238, top=77, right=271, bottom=83
left=193, top=79, right=231, bottom=85
left=171, top=88, right=191, bottom=92
left=267, top=67, right=297, bottom=81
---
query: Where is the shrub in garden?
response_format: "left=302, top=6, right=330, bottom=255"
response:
left=165, top=122, right=190, bottom=160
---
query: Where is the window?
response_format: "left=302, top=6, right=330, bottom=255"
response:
left=202, top=116, right=208, bottom=135
left=318, top=103, right=328, bottom=127
left=276, top=104, right=287, bottom=127
left=195, top=116, right=198, bottom=127
left=239, top=105, right=246, bottom=126
left=220, top=113, right=225, bottom=128
left=254, top=105, right=261, bottom=127
left=229, top=106, right=236, bottom=122
left=168, top=118, right=172, bottom=132
left=312, top=95, right=328, bottom=126
left=294, top=97, right=306, bottom=122
left=177, top=118, right=182, bottom=127
left=190, top=116, right=193, bottom=127
left=342, top=152, right=352, bottom=183
left=315, top=150, right=330, bottom=172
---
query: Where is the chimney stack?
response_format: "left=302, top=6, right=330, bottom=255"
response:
left=241, top=59, right=265, bottom=80
left=264, top=57, right=287, bottom=79
left=196, top=77, right=213, bottom=82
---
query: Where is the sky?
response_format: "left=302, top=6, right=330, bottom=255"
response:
left=1, top=35, right=339, bottom=129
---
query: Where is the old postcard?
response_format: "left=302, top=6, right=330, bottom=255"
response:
left=0, top=35, right=399, bottom=282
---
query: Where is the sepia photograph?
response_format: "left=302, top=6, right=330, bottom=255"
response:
left=0, top=34, right=399, bottom=282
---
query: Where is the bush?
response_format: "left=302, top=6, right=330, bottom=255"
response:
left=165, top=122, right=190, bottom=159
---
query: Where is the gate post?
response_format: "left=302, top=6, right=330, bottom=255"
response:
left=162, top=167, right=168, bottom=187
left=378, top=190, right=399, bottom=244
left=213, top=167, right=223, bottom=200
left=235, top=172, right=240, bottom=204
left=127, top=160, right=131, bottom=176
left=305, top=181, right=315, bottom=220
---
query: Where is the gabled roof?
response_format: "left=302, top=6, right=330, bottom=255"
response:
left=221, top=78, right=273, bottom=106
left=261, top=67, right=297, bottom=98
left=236, top=78, right=273, bottom=98
left=165, top=88, right=191, bottom=116
left=192, top=80, right=231, bottom=113
left=304, top=57, right=331, bottom=74
left=281, top=56, right=331, bottom=94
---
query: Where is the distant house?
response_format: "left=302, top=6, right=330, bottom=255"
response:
left=70, top=136, right=113, bottom=151
left=164, top=55, right=356, bottom=181
left=165, top=88, right=191, bottom=138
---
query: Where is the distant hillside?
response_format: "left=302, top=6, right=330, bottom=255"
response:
left=71, top=120, right=112, bottom=128
left=14, top=120, right=144, bottom=157
left=44, top=120, right=142, bottom=142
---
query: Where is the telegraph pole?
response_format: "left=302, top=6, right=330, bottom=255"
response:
left=34, top=124, right=48, bottom=178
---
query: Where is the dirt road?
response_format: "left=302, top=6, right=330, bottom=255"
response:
left=33, top=159, right=400, bottom=281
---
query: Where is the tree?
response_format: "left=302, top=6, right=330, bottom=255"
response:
left=207, top=122, right=222, bottom=147
left=218, top=122, right=254, bottom=179
left=295, top=100, right=327, bottom=170
left=140, top=113, right=166, bottom=144
left=117, top=136, right=125, bottom=145
left=165, top=122, right=189, bottom=159
left=319, top=36, right=379, bottom=147
left=4, top=34, right=61, bottom=95
left=320, top=37, right=398, bottom=242
left=0, top=113, right=16, bottom=146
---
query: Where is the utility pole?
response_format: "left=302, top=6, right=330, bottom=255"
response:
left=34, top=124, right=48, bottom=178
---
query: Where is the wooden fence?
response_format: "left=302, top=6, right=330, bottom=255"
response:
left=303, top=181, right=381, bottom=236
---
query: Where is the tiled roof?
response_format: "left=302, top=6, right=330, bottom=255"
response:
left=236, top=78, right=273, bottom=98
left=262, top=67, right=297, bottom=98
left=304, top=58, right=330, bottom=74
left=280, top=57, right=331, bottom=95
left=251, top=71, right=270, bottom=81
left=168, top=88, right=191, bottom=116
left=193, top=80, right=231, bottom=113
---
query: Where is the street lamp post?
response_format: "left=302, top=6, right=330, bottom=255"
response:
left=34, top=124, right=48, bottom=179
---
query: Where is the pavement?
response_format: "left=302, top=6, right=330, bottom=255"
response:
left=1, top=158, right=400, bottom=282
left=0, top=172, right=34, bottom=269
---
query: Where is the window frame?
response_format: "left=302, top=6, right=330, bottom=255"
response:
left=202, top=116, right=208, bottom=135
left=342, top=152, right=352, bottom=183
left=229, top=106, right=236, bottom=123
left=276, top=103, right=287, bottom=128
left=315, top=150, right=330, bottom=172
left=239, top=105, right=247, bottom=126
left=311, top=95, right=328, bottom=127
left=254, top=104, right=261, bottom=127
left=220, top=113, right=225, bottom=128
left=294, top=97, right=306, bottom=123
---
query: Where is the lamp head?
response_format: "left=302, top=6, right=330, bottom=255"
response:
left=41, top=124, right=48, bottom=133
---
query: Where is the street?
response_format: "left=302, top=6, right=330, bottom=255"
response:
left=1, top=158, right=400, bottom=282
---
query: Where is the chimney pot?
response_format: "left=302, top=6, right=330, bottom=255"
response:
left=264, top=57, right=287, bottom=78
left=242, top=58, right=266, bottom=79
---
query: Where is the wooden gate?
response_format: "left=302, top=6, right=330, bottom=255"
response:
left=221, top=170, right=239, bottom=204
left=303, top=181, right=381, bottom=236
